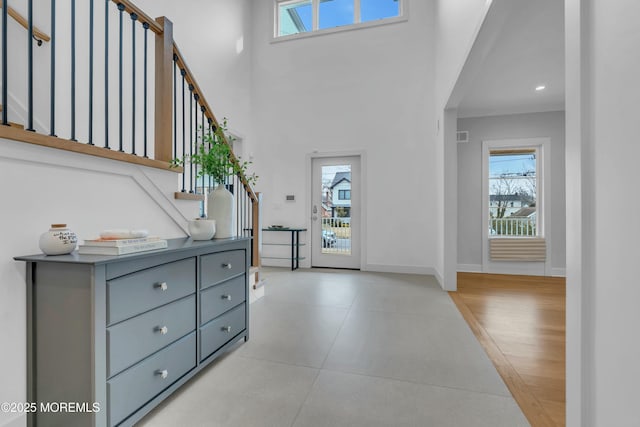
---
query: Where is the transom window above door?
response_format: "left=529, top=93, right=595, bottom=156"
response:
left=275, top=0, right=405, bottom=39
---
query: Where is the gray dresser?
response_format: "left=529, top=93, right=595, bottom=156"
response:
left=15, top=237, right=251, bottom=427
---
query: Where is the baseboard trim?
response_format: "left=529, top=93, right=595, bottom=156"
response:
left=457, top=264, right=482, bottom=273
left=551, top=268, right=566, bottom=277
left=363, top=264, right=435, bottom=276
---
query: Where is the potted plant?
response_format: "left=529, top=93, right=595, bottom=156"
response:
left=173, top=118, right=257, bottom=238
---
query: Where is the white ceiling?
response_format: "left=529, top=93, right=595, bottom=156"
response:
left=456, top=0, right=565, bottom=118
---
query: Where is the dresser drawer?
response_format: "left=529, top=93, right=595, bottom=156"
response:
left=200, top=250, right=245, bottom=289
left=200, top=303, right=246, bottom=361
left=108, top=332, right=196, bottom=427
left=107, top=258, right=196, bottom=325
left=107, top=295, right=196, bottom=378
left=200, top=275, right=246, bottom=325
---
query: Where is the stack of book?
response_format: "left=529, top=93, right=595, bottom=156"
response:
left=78, top=236, right=168, bottom=255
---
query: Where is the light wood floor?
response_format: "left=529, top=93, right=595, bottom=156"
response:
left=449, top=273, right=565, bottom=427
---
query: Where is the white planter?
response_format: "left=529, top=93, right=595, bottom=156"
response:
left=207, top=185, right=235, bottom=238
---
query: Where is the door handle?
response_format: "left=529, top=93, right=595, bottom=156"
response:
left=312, top=205, right=318, bottom=214
left=312, top=215, right=318, bottom=221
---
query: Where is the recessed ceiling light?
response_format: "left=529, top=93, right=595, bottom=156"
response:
left=535, top=85, right=546, bottom=91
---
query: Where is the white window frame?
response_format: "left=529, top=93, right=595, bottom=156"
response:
left=272, top=0, right=408, bottom=42
left=481, top=138, right=552, bottom=275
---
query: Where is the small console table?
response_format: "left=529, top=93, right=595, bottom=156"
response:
left=262, top=227, right=306, bottom=270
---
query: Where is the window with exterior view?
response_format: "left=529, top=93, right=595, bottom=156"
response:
left=276, top=0, right=403, bottom=38
left=489, top=149, right=537, bottom=237
left=278, top=0, right=312, bottom=36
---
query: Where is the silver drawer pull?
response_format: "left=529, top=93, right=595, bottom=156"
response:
left=221, top=326, right=232, bottom=333
left=221, top=294, right=232, bottom=301
left=155, top=369, right=169, bottom=379
left=222, top=263, right=232, bottom=269
left=154, top=282, right=168, bottom=291
left=154, top=326, right=169, bottom=335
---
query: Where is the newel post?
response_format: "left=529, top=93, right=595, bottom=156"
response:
left=154, top=16, right=173, bottom=162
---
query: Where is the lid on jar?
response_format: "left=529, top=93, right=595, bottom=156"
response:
left=51, top=224, right=67, bottom=228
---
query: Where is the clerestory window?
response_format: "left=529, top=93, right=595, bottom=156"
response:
left=275, top=0, right=404, bottom=39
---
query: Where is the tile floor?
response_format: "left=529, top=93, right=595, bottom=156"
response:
left=138, top=268, right=529, bottom=427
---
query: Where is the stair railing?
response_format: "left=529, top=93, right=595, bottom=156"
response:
left=0, top=0, right=261, bottom=267
left=0, top=0, right=50, bottom=46
left=172, top=43, right=261, bottom=267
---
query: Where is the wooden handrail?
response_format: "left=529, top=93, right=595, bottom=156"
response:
left=111, top=0, right=163, bottom=34
left=0, top=126, right=181, bottom=172
left=172, top=42, right=259, bottom=204
left=0, top=0, right=50, bottom=44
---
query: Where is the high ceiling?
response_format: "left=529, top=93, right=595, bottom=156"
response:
left=456, top=0, right=565, bottom=118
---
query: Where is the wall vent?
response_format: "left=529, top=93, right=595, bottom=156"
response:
left=456, top=131, right=469, bottom=143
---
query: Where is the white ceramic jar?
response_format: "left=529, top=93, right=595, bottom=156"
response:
left=188, top=218, right=216, bottom=240
left=39, top=224, right=78, bottom=255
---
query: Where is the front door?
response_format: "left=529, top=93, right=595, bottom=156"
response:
left=311, top=156, right=361, bottom=269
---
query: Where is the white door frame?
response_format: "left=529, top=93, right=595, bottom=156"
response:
left=306, top=150, right=367, bottom=269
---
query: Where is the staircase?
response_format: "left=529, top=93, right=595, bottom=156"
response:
left=0, top=0, right=262, bottom=275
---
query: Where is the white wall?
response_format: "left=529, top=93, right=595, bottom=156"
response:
left=249, top=0, right=437, bottom=273
left=435, top=0, right=492, bottom=109
left=457, top=111, right=566, bottom=275
left=134, top=0, right=253, bottom=140
left=434, top=0, right=492, bottom=289
left=0, top=140, right=200, bottom=427
left=567, top=0, right=640, bottom=424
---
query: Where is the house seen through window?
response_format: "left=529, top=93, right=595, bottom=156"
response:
left=489, top=149, right=538, bottom=237
left=276, top=0, right=402, bottom=38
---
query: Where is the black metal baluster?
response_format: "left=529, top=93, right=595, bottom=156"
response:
left=1, top=0, right=6, bottom=126
left=200, top=105, right=205, bottom=193
left=181, top=69, right=187, bottom=191
left=234, top=175, right=242, bottom=236
left=241, top=189, right=244, bottom=236
left=188, top=84, right=194, bottom=193
left=201, top=108, right=205, bottom=148
left=208, top=119, right=213, bottom=189
left=49, top=0, right=56, bottom=135
left=117, top=3, right=124, bottom=151
left=173, top=55, right=177, bottom=159
left=249, top=197, right=253, bottom=240
left=237, top=176, right=241, bottom=236
left=130, top=12, right=137, bottom=155
left=193, top=94, right=199, bottom=193
left=104, top=0, right=110, bottom=148
left=88, top=0, right=94, bottom=144
left=245, top=191, right=249, bottom=237
left=70, top=0, right=76, bottom=139
left=26, top=0, right=34, bottom=131
left=143, top=22, right=149, bottom=157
